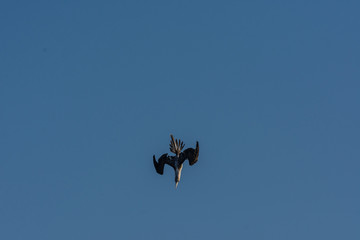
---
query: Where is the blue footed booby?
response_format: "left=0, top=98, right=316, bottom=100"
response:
left=153, top=135, right=199, bottom=188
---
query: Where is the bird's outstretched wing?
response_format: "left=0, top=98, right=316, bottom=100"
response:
left=153, top=153, right=174, bottom=175
left=179, top=141, right=199, bottom=166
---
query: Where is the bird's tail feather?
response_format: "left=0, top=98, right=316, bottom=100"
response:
left=169, top=134, right=184, bottom=155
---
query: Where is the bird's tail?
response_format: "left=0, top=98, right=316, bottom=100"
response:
left=169, top=134, right=184, bottom=155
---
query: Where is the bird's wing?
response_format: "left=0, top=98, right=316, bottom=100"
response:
left=153, top=153, right=175, bottom=175
left=179, top=141, right=199, bottom=166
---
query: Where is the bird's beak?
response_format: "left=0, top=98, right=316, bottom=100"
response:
left=175, top=182, right=178, bottom=189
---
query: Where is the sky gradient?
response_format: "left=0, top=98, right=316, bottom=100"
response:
left=1, top=1, right=360, bottom=239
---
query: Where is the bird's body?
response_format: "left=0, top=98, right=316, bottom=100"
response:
left=153, top=135, right=199, bottom=188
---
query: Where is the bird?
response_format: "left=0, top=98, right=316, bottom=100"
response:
left=153, top=134, right=199, bottom=188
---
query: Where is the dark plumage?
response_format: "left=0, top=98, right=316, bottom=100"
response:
left=153, top=134, right=199, bottom=188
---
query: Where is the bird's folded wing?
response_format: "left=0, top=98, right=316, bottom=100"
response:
left=153, top=154, right=174, bottom=175
left=180, top=141, right=199, bottom=166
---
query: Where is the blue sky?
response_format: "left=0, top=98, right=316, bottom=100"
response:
left=1, top=1, right=359, bottom=239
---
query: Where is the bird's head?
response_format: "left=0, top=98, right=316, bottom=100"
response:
left=174, top=165, right=183, bottom=189
left=175, top=176, right=180, bottom=189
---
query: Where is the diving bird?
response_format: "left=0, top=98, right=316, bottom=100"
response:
left=153, top=135, right=199, bottom=188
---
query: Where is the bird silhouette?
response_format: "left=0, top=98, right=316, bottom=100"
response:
left=153, top=135, right=199, bottom=188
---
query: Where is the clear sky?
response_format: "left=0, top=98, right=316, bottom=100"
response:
left=1, top=1, right=359, bottom=239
